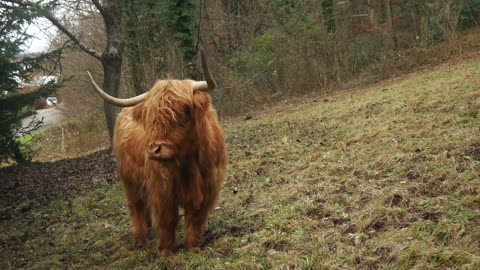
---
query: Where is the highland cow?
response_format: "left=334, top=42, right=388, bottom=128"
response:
left=87, top=50, right=226, bottom=256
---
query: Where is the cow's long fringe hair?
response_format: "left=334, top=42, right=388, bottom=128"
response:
left=144, top=80, right=194, bottom=138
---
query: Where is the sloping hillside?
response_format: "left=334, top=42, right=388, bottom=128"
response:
left=1, top=57, right=479, bottom=269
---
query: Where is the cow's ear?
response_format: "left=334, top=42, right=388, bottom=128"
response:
left=132, top=103, right=145, bottom=122
left=192, top=90, right=210, bottom=112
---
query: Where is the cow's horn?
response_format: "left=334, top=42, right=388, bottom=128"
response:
left=192, top=47, right=217, bottom=92
left=87, top=71, right=147, bottom=107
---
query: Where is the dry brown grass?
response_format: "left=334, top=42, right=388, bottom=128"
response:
left=26, top=115, right=110, bottom=162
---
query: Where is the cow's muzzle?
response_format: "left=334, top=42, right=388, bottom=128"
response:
left=146, top=143, right=176, bottom=161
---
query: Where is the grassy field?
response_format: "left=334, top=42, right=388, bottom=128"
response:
left=20, top=115, right=110, bottom=163
left=1, top=57, right=479, bottom=269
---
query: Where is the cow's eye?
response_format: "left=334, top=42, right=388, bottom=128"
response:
left=178, top=112, right=186, bottom=122
left=177, top=109, right=190, bottom=125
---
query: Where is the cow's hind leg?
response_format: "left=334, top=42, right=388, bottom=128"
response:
left=184, top=207, right=209, bottom=252
left=122, top=181, right=149, bottom=246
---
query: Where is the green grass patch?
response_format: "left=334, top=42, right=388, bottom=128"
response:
left=1, top=57, right=480, bottom=269
left=16, top=133, right=34, bottom=145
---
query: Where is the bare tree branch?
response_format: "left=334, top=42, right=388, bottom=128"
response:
left=4, top=0, right=103, bottom=61
left=42, top=12, right=103, bottom=60
left=90, top=0, right=107, bottom=19
left=46, top=39, right=73, bottom=78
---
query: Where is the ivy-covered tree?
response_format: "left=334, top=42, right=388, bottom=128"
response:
left=163, top=0, right=197, bottom=63
left=0, top=2, right=59, bottom=163
left=321, top=0, right=335, bottom=33
left=123, top=0, right=198, bottom=95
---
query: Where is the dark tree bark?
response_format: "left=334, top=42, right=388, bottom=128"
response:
left=385, top=0, right=398, bottom=49
left=124, top=0, right=146, bottom=96
left=322, top=0, right=336, bottom=33
left=334, top=0, right=353, bottom=40
left=419, top=0, right=429, bottom=48
left=98, top=0, right=124, bottom=141
left=367, top=0, right=377, bottom=28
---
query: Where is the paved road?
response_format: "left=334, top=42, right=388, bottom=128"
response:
left=21, top=106, right=64, bottom=130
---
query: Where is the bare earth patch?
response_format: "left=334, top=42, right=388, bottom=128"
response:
left=0, top=149, right=118, bottom=221
left=465, top=141, right=480, bottom=160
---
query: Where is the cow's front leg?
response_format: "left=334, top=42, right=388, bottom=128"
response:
left=184, top=207, right=209, bottom=252
left=151, top=202, right=179, bottom=256
left=157, top=221, right=178, bottom=256
left=122, top=181, right=148, bottom=246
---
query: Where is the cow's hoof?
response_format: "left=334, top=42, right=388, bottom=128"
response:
left=133, top=234, right=148, bottom=247
left=159, top=249, right=175, bottom=257
left=134, top=238, right=147, bottom=248
left=187, top=247, right=201, bottom=253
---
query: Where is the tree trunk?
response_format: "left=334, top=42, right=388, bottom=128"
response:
left=102, top=60, right=122, bottom=142
left=385, top=0, right=397, bottom=49
left=334, top=0, right=352, bottom=40
left=322, top=0, right=336, bottom=33
left=101, top=0, right=124, bottom=142
left=367, top=0, right=377, bottom=27
left=124, top=0, right=146, bottom=96
left=419, top=0, right=429, bottom=48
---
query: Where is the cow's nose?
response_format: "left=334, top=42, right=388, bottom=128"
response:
left=147, top=144, right=162, bottom=159
left=146, top=143, right=176, bottom=160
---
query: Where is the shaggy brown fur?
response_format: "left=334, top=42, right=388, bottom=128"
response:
left=113, top=80, right=226, bottom=256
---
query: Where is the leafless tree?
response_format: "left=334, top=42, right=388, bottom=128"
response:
left=6, top=0, right=124, bottom=141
